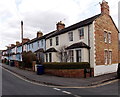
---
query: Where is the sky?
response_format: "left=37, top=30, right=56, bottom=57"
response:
left=0, top=0, right=119, bottom=50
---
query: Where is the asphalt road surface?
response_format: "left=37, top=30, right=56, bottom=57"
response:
left=2, top=66, right=120, bottom=97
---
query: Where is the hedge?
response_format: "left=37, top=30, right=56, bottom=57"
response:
left=41, top=62, right=90, bottom=69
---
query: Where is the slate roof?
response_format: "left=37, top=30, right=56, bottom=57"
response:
left=46, top=14, right=101, bottom=39
left=28, top=31, right=56, bottom=44
left=44, top=48, right=57, bottom=53
left=35, top=48, right=44, bottom=53
left=66, top=42, right=90, bottom=50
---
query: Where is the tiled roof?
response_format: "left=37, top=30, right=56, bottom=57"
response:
left=44, top=48, right=57, bottom=53
left=66, top=42, right=90, bottom=50
left=35, top=48, right=44, bottom=53
left=46, top=14, right=101, bottom=39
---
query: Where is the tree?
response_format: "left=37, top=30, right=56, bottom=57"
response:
left=22, top=51, right=37, bottom=68
left=56, top=46, right=70, bottom=62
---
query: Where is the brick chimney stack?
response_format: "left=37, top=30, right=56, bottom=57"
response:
left=56, top=21, right=65, bottom=31
left=16, top=41, right=20, bottom=46
left=22, top=38, right=30, bottom=44
left=100, top=0, right=109, bottom=15
left=37, top=31, right=43, bottom=38
left=11, top=44, right=15, bottom=47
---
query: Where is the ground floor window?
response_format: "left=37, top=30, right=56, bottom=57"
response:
left=104, top=50, right=108, bottom=64
left=46, top=54, right=48, bottom=62
left=69, top=50, right=74, bottom=62
left=49, top=53, right=52, bottom=62
left=37, top=52, right=44, bottom=63
left=109, top=51, right=112, bottom=64
left=76, top=50, right=81, bottom=62
left=64, top=52, right=67, bottom=62
left=104, top=50, right=112, bottom=65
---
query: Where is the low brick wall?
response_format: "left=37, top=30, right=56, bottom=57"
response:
left=45, top=68, right=94, bottom=78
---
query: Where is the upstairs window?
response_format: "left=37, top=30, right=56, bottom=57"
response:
left=79, top=28, right=84, bottom=39
left=32, top=43, right=33, bottom=49
left=29, top=44, right=30, bottom=49
left=56, top=36, right=59, bottom=45
left=37, top=41, right=39, bottom=48
left=104, top=31, right=107, bottom=43
left=41, top=40, right=43, bottom=47
left=68, top=32, right=73, bottom=41
left=108, top=33, right=111, bottom=43
left=50, top=39, right=52, bottom=46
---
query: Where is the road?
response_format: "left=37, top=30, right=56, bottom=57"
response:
left=2, top=66, right=120, bottom=97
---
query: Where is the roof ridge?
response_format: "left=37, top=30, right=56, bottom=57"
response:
left=46, top=14, right=101, bottom=39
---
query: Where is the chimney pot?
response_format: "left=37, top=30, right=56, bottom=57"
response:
left=16, top=41, right=20, bottom=46
left=22, top=38, right=30, bottom=44
left=56, top=21, right=65, bottom=31
left=100, top=0, right=109, bottom=15
left=37, top=31, right=43, bottom=38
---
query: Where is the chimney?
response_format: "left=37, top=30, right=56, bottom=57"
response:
left=100, top=0, right=109, bottom=15
left=11, top=44, right=15, bottom=47
left=56, top=21, right=65, bottom=31
left=22, top=38, right=30, bottom=44
left=16, top=41, right=20, bottom=46
left=37, top=31, right=43, bottom=38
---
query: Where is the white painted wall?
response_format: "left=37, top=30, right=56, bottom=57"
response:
left=94, top=63, right=118, bottom=76
left=90, top=22, right=96, bottom=68
left=46, top=24, right=94, bottom=62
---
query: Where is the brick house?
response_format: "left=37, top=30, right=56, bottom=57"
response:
left=45, top=0, right=119, bottom=76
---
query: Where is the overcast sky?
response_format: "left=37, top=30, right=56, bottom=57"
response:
left=0, top=0, right=119, bottom=50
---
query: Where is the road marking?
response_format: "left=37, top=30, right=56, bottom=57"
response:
left=1, top=65, right=119, bottom=89
left=53, top=88, right=61, bottom=91
left=62, top=91, right=71, bottom=94
left=73, top=95, right=82, bottom=97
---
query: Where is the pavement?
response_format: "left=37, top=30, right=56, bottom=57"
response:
left=1, top=63, right=118, bottom=87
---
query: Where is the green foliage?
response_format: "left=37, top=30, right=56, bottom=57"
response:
left=18, top=61, right=25, bottom=68
left=42, top=62, right=90, bottom=69
left=22, top=51, right=37, bottom=68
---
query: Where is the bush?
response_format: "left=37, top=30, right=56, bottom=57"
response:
left=22, top=51, right=37, bottom=68
left=18, top=61, right=25, bottom=68
left=42, top=62, right=90, bottom=69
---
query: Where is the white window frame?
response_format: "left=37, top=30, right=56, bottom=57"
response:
left=108, top=32, right=111, bottom=43
left=69, top=50, right=74, bottom=62
left=41, top=40, right=43, bottom=47
left=56, top=36, right=59, bottom=45
left=37, top=41, right=39, bottom=49
left=104, top=31, right=107, bottom=43
left=79, top=28, right=84, bottom=40
left=109, top=50, right=112, bottom=64
left=76, top=49, right=82, bottom=62
left=68, top=32, right=73, bottom=41
left=32, top=43, right=33, bottom=49
left=104, top=50, right=108, bottom=65
left=50, top=38, right=52, bottom=46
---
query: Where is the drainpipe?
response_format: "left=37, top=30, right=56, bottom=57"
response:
left=88, top=25, right=90, bottom=64
left=88, top=25, right=92, bottom=77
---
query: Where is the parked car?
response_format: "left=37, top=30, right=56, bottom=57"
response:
left=117, top=63, right=120, bottom=78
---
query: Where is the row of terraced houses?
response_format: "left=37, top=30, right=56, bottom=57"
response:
left=1, top=0, right=119, bottom=76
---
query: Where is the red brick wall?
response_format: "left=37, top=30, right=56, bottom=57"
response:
left=45, top=69, right=94, bottom=78
left=94, top=14, right=119, bottom=65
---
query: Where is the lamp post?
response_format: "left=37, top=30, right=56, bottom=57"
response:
left=21, top=21, right=23, bottom=53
